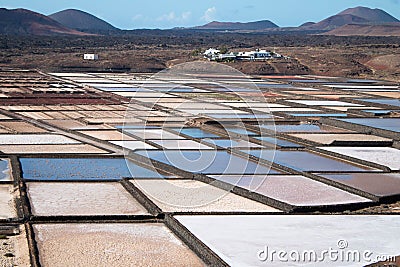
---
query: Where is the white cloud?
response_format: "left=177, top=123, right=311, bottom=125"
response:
left=181, top=11, right=191, bottom=20
left=132, top=14, right=143, bottom=21
left=202, top=7, right=217, bottom=22
left=157, top=11, right=192, bottom=22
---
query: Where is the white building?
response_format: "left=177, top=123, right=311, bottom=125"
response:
left=202, top=48, right=285, bottom=61
left=216, top=52, right=236, bottom=61
left=237, top=49, right=271, bottom=60
left=204, top=48, right=221, bottom=60
left=204, top=48, right=220, bottom=57
left=84, top=54, right=99, bottom=60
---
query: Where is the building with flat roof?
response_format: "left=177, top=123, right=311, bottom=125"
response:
left=84, top=54, right=99, bottom=60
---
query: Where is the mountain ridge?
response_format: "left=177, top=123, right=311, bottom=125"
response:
left=0, top=6, right=399, bottom=36
left=49, top=9, right=119, bottom=33
left=302, top=6, right=399, bottom=31
left=193, top=20, right=279, bottom=30
left=338, top=6, right=399, bottom=23
left=0, top=8, right=91, bottom=36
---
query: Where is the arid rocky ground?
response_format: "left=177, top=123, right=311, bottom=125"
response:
left=0, top=33, right=400, bottom=82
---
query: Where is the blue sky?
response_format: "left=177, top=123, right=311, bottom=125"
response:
left=2, top=0, right=400, bottom=29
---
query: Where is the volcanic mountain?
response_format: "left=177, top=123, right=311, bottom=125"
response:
left=0, top=8, right=90, bottom=35
left=338, top=6, right=399, bottom=23
left=302, top=6, right=399, bottom=31
left=194, top=20, right=279, bottom=30
left=49, top=9, right=119, bottom=34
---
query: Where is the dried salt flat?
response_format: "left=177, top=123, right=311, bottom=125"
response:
left=33, top=223, right=204, bottom=267
left=27, top=182, right=149, bottom=216
left=49, top=83, right=77, bottom=88
left=77, top=110, right=123, bottom=118
left=0, top=121, right=47, bottom=133
left=312, top=95, right=360, bottom=100
left=81, top=118, right=142, bottom=124
left=81, top=83, right=135, bottom=88
left=0, top=225, right=30, bottom=267
left=95, top=87, right=149, bottom=92
left=137, top=98, right=187, bottom=103
left=342, top=89, right=400, bottom=92
left=323, top=106, right=381, bottom=112
left=0, top=134, right=80, bottom=145
left=364, top=91, right=400, bottom=98
left=113, top=92, right=178, bottom=98
left=288, top=133, right=391, bottom=145
left=318, top=147, right=400, bottom=171
left=211, top=175, right=371, bottom=207
left=125, top=129, right=185, bottom=140
left=129, top=80, right=173, bottom=84
left=0, top=106, right=34, bottom=111
left=141, top=84, right=190, bottom=89
left=34, top=105, right=67, bottom=111
left=283, top=90, right=339, bottom=95
left=153, top=101, right=200, bottom=109
left=110, top=140, right=157, bottom=150
left=0, top=184, right=16, bottom=219
left=260, top=123, right=352, bottom=133
left=176, top=215, right=400, bottom=267
left=130, top=110, right=169, bottom=117
left=253, top=107, right=320, bottom=113
left=153, top=87, right=209, bottom=93
left=49, top=73, right=94, bottom=77
left=38, top=87, right=84, bottom=93
left=287, top=113, right=347, bottom=117
left=156, top=102, right=227, bottom=110
left=99, top=78, right=137, bottom=83
left=44, top=120, right=114, bottom=130
left=325, top=85, right=398, bottom=89
left=78, top=130, right=136, bottom=141
left=0, top=114, right=12, bottom=120
left=221, top=102, right=288, bottom=108
left=0, top=144, right=107, bottom=154
left=70, top=78, right=121, bottom=83
left=180, top=109, right=249, bottom=115
left=131, top=179, right=280, bottom=212
left=285, top=87, right=319, bottom=91
left=286, top=100, right=363, bottom=107
left=47, top=110, right=84, bottom=118
left=206, top=139, right=263, bottom=149
left=346, top=79, right=379, bottom=83
left=17, top=112, right=54, bottom=120
left=88, top=73, right=138, bottom=78
left=150, top=139, right=214, bottom=150
left=58, top=111, right=86, bottom=119
left=142, top=116, right=190, bottom=123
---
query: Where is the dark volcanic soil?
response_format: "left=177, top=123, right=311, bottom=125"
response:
left=0, top=33, right=400, bottom=81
